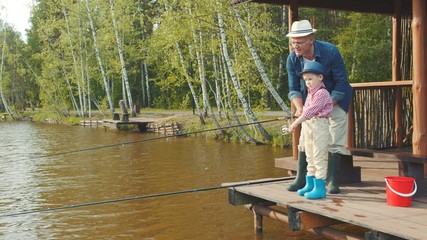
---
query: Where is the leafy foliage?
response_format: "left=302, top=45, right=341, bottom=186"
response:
left=0, top=0, right=396, bottom=116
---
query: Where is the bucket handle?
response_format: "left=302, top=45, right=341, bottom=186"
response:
left=385, top=178, right=417, bottom=197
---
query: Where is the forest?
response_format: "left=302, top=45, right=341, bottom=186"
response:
left=0, top=0, right=394, bottom=122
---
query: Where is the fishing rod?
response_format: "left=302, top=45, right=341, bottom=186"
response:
left=1, top=177, right=294, bottom=218
left=39, top=116, right=290, bottom=158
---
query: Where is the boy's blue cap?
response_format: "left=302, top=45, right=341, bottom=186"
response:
left=298, top=61, right=325, bottom=76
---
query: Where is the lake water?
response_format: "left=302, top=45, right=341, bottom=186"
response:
left=0, top=121, right=326, bottom=239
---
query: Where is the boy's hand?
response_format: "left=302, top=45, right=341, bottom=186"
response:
left=289, top=123, right=297, bottom=132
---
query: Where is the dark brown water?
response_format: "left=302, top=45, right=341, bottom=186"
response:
left=0, top=122, right=326, bottom=239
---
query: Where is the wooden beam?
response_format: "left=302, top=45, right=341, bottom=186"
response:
left=412, top=0, right=427, bottom=156
left=246, top=204, right=288, bottom=224
left=392, top=0, right=402, bottom=81
left=287, top=206, right=342, bottom=231
left=365, top=230, right=407, bottom=240
left=350, top=80, right=412, bottom=88
left=228, top=189, right=274, bottom=205
left=246, top=204, right=364, bottom=240
left=393, top=0, right=403, bottom=147
left=347, top=100, right=355, bottom=148
left=412, top=0, right=427, bottom=176
left=288, top=0, right=299, bottom=161
left=232, top=0, right=412, bottom=16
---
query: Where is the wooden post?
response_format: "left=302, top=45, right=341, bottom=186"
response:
left=393, top=0, right=403, bottom=147
left=288, top=0, right=299, bottom=160
left=392, top=0, right=402, bottom=82
left=412, top=0, right=427, bottom=175
left=119, top=100, right=129, bottom=122
left=255, top=212, right=263, bottom=232
left=346, top=100, right=354, bottom=148
left=119, top=100, right=128, bottom=114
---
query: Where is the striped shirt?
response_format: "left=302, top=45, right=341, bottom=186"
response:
left=302, top=82, right=333, bottom=120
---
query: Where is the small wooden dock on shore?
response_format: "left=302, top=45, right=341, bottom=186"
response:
left=224, top=155, right=427, bottom=240
left=102, top=118, right=153, bottom=132
left=99, top=116, right=182, bottom=135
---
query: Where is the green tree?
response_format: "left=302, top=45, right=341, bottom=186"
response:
left=335, top=13, right=392, bottom=83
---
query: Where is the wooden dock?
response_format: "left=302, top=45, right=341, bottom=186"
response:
left=102, top=117, right=182, bottom=135
left=224, top=155, right=427, bottom=240
left=102, top=118, right=155, bottom=132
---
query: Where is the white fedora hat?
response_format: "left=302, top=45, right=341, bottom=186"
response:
left=286, top=20, right=317, bottom=37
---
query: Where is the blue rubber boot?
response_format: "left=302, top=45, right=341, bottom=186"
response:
left=304, top=178, right=326, bottom=200
left=297, top=176, right=315, bottom=196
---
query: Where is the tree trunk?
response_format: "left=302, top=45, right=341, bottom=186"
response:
left=175, top=41, right=205, bottom=124
left=85, top=0, right=114, bottom=113
left=233, top=6, right=291, bottom=116
left=42, top=34, right=80, bottom=115
left=0, top=32, right=14, bottom=119
left=141, top=62, right=146, bottom=107
left=212, top=42, right=222, bottom=119
left=109, top=0, right=135, bottom=116
left=220, top=49, right=260, bottom=144
left=189, top=8, right=208, bottom=117
left=144, top=63, right=151, bottom=108
left=217, top=1, right=271, bottom=142
left=62, top=0, right=84, bottom=117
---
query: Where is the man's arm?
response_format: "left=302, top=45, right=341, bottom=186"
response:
left=286, top=54, right=304, bottom=115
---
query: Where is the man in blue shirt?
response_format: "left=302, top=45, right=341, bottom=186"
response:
left=285, top=20, right=353, bottom=194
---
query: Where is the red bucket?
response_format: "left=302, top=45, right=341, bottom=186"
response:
left=385, top=176, right=417, bottom=207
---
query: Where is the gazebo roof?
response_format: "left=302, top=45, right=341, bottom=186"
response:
left=232, top=0, right=412, bottom=16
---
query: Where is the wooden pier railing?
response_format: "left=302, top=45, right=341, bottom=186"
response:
left=347, top=80, right=413, bottom=149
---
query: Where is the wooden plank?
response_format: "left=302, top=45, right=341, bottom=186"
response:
left=365, top=230, right=406, bottom=240
left=228, top=189, right=272, bottom=206
left=274, top=157, right=296, bottom=171
left=288, top=206, right=342, bottom=231
left=349, top=147, right=427, bottom=163
left=222, top=177, right=295, bottom=187
left=232, top=0, right=401, bottom=15
left=350, top=80, right=412, bottom=88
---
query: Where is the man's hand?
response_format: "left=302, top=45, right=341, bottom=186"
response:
left=294, top=107, right=303, bottom=117
left=292, top=98, right=303, bottom=117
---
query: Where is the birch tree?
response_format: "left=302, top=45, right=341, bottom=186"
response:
left=233, top=5, right=290, bottom=116
left=109, top=0, right=135, bottom=116
left=0, top=30, right=14, bottom=118
left=62, top=0, right=84, bottom=117
left=175, top=41, right=205, bottom=124
left=220, top=47, right=260, bottom=143
left=84, top=0, right=114, bottom=113
left=188, top=7, right=208, bottom=117
left=216, top=0, right=271, bottom=141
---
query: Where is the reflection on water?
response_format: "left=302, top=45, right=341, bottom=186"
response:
left=0, top=121, right=325, bottom=239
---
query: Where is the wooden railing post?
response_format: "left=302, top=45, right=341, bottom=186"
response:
left=393, top=0, right=403, bottom=147
left=412, top=0, right=427, bottom=176
left=288, top=2, right=299, bottom=161
left=347, top=100, right=355, bottom=148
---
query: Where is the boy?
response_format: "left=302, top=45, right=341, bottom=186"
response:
left=288, top=61, right=333, bottom=200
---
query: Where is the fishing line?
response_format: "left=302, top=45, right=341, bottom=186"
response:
left=38, top=117, right=289, bottom=158
left=1, top=177, right=294, bottom=218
